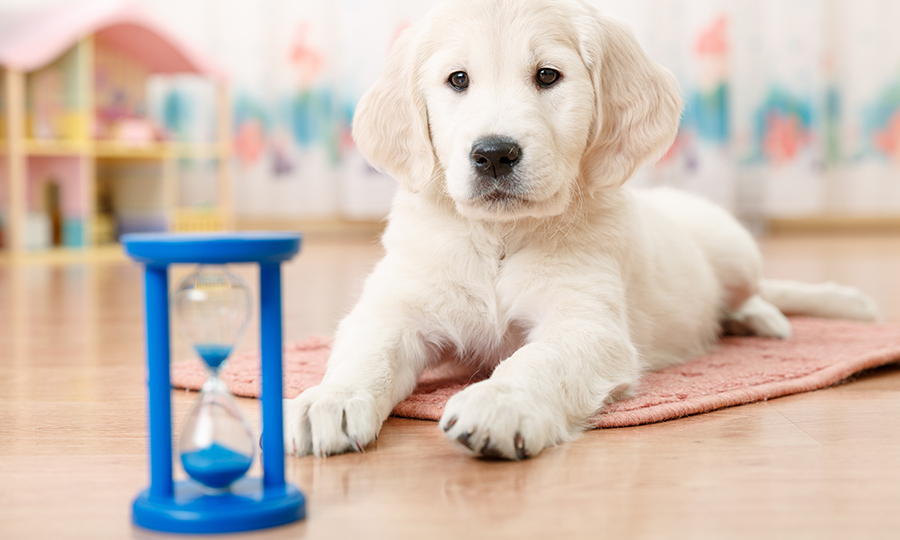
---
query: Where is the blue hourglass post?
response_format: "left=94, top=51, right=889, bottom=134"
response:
left=145, top=263, right=174, bottom=500
left=260, top=262, right=286, bottom=489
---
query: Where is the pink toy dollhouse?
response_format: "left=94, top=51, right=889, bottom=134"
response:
left=0, top=0, right=231, bottom=253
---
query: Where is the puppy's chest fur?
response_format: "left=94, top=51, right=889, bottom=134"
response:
left=420, top=226, right=559, bottom=367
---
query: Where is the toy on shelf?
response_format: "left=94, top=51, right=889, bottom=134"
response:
left=94, top=41, right=155, bottom=143
left=123, top=232, right=305, bottom=534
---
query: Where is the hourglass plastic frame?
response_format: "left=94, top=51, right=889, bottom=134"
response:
left=123, top=232, right=305, bottom=534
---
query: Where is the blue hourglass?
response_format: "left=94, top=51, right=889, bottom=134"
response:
left=125, top=232, right=305, bottom=534
left=175, top=265, right=254, bottom=490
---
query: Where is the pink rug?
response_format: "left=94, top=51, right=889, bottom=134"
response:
left=171, top=317, right=900, bottom=428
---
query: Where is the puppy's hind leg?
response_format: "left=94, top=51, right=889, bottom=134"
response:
left=723, top=295, right=793, bottom=339
left=759, top=279, right=881, bottom=322
left=723, top=279, right=882, bottom=340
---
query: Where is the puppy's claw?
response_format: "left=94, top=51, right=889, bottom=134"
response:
left=457, top=429, right=476, bottom=451
left=352, top=439, right=365, bottom=453
left=479, top=433, right=491, bottom=454
left=443, top=416, right=458, bottom=432
left=515, top=432, right=529, bottom=460
left=480, top=436, right=506, bottom=459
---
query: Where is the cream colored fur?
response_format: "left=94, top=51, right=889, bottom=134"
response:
left=284, top=0, right=879, bottom=460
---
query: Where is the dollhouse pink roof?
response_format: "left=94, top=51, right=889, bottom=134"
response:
left=0, top=0, right=225, bottom=78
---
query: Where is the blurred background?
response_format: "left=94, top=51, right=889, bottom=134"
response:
left=1, top=0, right=899, bottom=254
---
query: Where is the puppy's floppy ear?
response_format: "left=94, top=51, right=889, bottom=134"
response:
left=579, top=14, right=683, bottom=192
left=352, top=27, right=435, bottom=193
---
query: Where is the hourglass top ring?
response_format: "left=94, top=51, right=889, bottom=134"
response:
left=123, top=232, right=305, bottom=534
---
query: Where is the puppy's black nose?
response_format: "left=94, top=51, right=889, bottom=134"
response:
left=470, top=137, right=521, bottom=178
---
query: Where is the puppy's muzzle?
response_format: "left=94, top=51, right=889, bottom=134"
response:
left=470, top=137, right=523, bottom=196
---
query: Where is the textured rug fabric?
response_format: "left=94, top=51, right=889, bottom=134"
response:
left=171, top=317, right=900, bottom=428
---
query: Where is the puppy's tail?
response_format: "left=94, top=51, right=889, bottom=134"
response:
left=758, top=279, right=882, bottom=322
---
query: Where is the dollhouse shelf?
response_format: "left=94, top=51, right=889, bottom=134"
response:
left=0, top=140, right=227, bottom=159
left=22, top=139, right=90, bottom=156
left=95, top=142, right=227, bottom=160
left=0, top=0, right=232, bottom=254
left=0, top=243, right=127, bottom=265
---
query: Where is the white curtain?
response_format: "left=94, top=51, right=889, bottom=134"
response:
left=617, top=0, right=900, bottom=220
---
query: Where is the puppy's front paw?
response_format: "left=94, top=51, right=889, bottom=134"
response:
left=284, top=385, right=382, bottom=457
left=439, top=380, right=569, bottom=460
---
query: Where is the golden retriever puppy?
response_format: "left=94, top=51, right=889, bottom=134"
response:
left=284, top=0, right=878, bottom=460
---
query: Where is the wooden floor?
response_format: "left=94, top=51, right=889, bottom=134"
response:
left=2, top=232, right=900, bottom=540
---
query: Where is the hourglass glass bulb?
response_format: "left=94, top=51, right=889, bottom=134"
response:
left=174, top=264, right=255, bottom=491
left=179, top=375, right=255, bottom=490
left=174, top=265, right=250, bottom=370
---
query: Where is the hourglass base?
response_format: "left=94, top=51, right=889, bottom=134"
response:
left=132, top=477, right=305, bottom=534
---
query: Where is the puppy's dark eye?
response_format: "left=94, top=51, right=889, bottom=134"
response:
left=448, top=71, right=469, bottom=91
left=536, top=68, right=560, bottom=88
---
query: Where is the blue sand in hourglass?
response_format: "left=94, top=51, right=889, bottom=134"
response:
left=181, top=443, right=254, bottom=489
left=195, top=344, right=233, bottom=369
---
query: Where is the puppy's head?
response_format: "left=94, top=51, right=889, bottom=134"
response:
left=353, top=0, right=682, bottom=221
